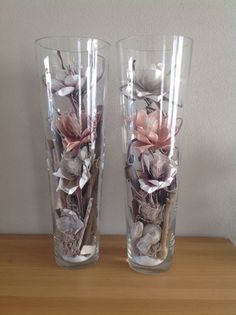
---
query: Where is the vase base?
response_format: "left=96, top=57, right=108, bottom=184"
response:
left=54, top=253, right=99, bottom=269
left=127, top=256, right=172, bottom=274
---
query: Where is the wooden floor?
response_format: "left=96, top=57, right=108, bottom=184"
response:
left=0, top=235, right=236, bottom=315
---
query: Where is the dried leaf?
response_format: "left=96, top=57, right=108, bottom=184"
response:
left=56, top=208, right=84, bottom=234
left=131, top=221, right=143, bottom=241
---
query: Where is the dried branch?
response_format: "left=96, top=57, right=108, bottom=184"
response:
left=81, top=159, right=100, bottom=247
left=82, top=159, right=100, bottom=211
left=157, top=192, right=175, bottom=261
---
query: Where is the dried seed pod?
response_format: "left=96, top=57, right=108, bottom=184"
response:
left=143, top=224, right=162, bottom=244
left=130, top=221, right=143, bottom=241
left=136, top=224, right=162, bottom=255
left=64, top=74, right=79, bottom=86
left=61, top=155, right=82, bottom=177
left=139, top=201, right=162, bottom=223
left=56, top=208, right=84, bottom=234
left=136, top=233, right=154, bottom=255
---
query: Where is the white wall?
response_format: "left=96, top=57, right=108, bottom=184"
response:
left=0, top=0, right=235, bottom=241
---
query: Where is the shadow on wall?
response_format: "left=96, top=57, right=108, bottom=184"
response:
left=0, top=53, right=52, bottom=233
left=23, top=69, right=52, bottom=233
left=179, top=137, right=236, bottom=239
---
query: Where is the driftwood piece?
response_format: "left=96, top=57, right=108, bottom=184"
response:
left=82, top=195, right=97, bottom=246
left=157, top=192, right=175, bottom=261
left=82, top=159, right=100, bottom=215
left=80, top=159, right=100, bottom=247
left=77, top=198, right=93, bottom=251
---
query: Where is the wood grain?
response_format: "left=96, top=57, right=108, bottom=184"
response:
left=0, top=235, right=235, bottom=315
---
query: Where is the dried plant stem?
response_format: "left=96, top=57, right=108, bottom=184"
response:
left=77, top=198, right=93, bottom=251
left=57, top=50, right=66, bottom=70
left=82, top=159, right=100, bottom=211
left=80, top=159, right=100, bottom=247
left=157, top=192, right=175, bottom=261
left=82, top=195, right=97, bottom=246
left=94, top=109, right=103, bottom=158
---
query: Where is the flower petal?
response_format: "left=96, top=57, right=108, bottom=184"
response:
left=136, top=131, right=152, bottom=145
left=147, top=131, right=159, bottom=144
left=81, top=128, right=91, bottom=138
left=136, top=110, right=147, bottom=127
left=64, top=75, right=79, bottom=86
left=53, top=168, right=71, bottom=180
left=57, top=113, right=81, bottom=138
left=55, top=70, right=67, bottom=81
left=66, top=140, right=81, bottom=152
left=79, top=164, right=91, bottom=189
left=57, top=86, right=75, bottom=96
left=51, top=79, right=64, bottom=91
left=136, top=126, right=147, bottom=136
left=139, top=179, right=158, bottom=194
left=56, top=178, right=79, bottom=195
left=135, top=143, right=153, bottom=153
left=148, top=110, right=160, bottom=121
left=148, top=177, right=174, bottom=189
left=81, top=135, right=91, bottom=144
left=158, top=126, right=170, bottom=143
left=146, top=112, right=160, bottom=131
left=136, top=90, right=153, bottom=98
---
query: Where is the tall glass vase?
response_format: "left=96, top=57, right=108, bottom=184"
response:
left=35, top=36, right=110, bottom=267
left=118, top=35, right=193, bottom=273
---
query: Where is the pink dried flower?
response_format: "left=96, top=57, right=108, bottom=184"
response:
left=135, top=110, right=182, bottom=153
left=56, top=112, right=91, bottom=152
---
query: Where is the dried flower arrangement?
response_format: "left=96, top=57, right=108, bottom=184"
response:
left=122, top=61, right=182, bottom=267
left=43, top=50, right=104, bottom=264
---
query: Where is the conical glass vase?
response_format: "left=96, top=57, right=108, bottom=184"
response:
left=35, top=36, right=110, bottom=267
left=117, top=35, right=192, bottom=274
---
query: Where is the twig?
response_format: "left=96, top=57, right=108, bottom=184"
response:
left=157, top=192, right=175, bottom=261
left=163, top=95, right=183, bottom=108
left=82, top=195, right=97, bottom=246
left=57, top=50, right=66, bottom=70
left=77, top=198, right=93, bottom=251
left=80, top=159, right=100, bottom=247
left=94, top=107, right=103, bottom=158
left=82, top=159, right=100, bottom=211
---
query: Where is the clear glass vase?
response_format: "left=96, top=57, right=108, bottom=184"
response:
left=117, top=35, right=193, bottom=274
left=35, top=36, right=110, bottom=267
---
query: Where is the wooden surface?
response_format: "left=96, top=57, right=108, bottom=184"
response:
left=0, top=235, right=236, bottom=315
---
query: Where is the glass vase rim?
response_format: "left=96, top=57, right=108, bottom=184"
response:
left=35, top=35, right=111, bottom=53
left=116, top=34, right=193, bottom=52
